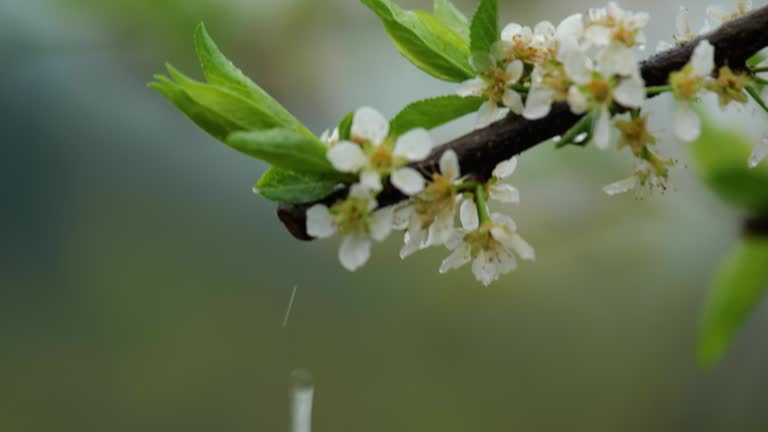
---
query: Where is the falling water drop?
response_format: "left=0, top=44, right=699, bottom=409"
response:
left=290, top=369, right=315, bottom=432
left=748, top=135, right=768, bottom=168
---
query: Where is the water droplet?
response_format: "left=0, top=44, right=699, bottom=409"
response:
left=574, top=132, right=589, bottom=144
left=748, top=136, right=768, bottom=168
left=290, top=370, right=315, bottom=432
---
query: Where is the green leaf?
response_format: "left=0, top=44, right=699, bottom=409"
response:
left=227, top=129, right=335, bottom=174
left=255, top=167, right=343, bottom=204
left=361, top=0, right=473, bottom=82
left=433, top=0, right=470, bottom=43
left=690, top=115, right=768, bottom=212
left=338, top=112, right=354, bottom=141
left=149, top=76, right=240, bottom=141
left=698, top=237, right=768, bottom=366
left=389, top=95, right=484, bottom=136
left=747, top=52, right=766, bottom=68
left=165, top=64, right=285, bottom=132
left=193, top=23, right=312, bottom=137
left=469, top=0, right=498, bottom=63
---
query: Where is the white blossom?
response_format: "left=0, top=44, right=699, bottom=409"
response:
left=326, top=107, right=433, bottom=196
left=671, top=40, right=715, bottom=142
left=458, top=60, right=526, bottom=128
left=306, top=185, right=393, bottom=272
left=488, top=156, right=521, bottom=203
left=584, top=2, right=649, bottom=49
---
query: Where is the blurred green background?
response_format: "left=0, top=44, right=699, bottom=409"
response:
left=2, top=0, right=768, bottom=431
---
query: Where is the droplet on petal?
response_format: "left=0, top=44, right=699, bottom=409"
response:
left=749, top=136, right=768, bottom=168
left=391, top=167, right=426, bottom=196
left=603, top=175, right=639, bottom=196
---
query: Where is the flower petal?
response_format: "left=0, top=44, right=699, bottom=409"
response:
left=339, top=234, right=372, bottom=272
left=493, top=156, right=518, bottom=179
left=490, top=212, right=517, bottom=232
left=392, top=204, right=414, bottom=231
left=691, top=40, right=715, bottom=78
left=598, top=43, right=638, bottom=77
left=457, top=77, right=487, bottom=97
left=393, top=128, right=433, bottom=161
left=306, top=205, right=335, bottom=239
left=359, top=170, right=383, bottom=192
left=673, top=103, right=701, bottom=142
left=472, top=251, right=497, bottom=286
left=593, top=105, right=613, bottom=150
left=439, top=150, right=460, bottom=180
left=400, top=227, right=426, bottom=259
left=502, top=90, right=524, bottom=114
left=327, top=141, right=367, bottom=172
left=440, top=245, right=472, bottom=274
left=501, top=23, right=523, bottom=41
left=614, top=76, right=646, bottom=108
left=505, top=60, right=524, bottom=84
left=567, top=86, right=588, bottom=114
left=352, top=106, right=389, bottom=146
left=476, top=101, right=508, bottom=128
left=506, top=233, right=536, bottom=261
left=460, top=199, right=480, bottom=230
left=523, top=87, right=554, bottom=120
left=561, top=49, right=591, bottom=85
left=391, top=167, right=426, bottom=196
left=369, top=207, right=394, bottom=242
left=603, top=175, right=639, bottom=196
left=489, top=184, right=521, bottom=203
left=555, top=14, right=584, bottom=45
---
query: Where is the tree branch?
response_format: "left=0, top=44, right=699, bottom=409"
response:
left=279, top=5, right=768, bottom=241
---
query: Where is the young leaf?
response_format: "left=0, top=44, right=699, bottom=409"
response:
left=433, top=0, right=470, bottom=43
left=338, top=112, right=354, bottom=141
left=469, top=0, right=499, bottom=63
left=690, top=116, right=768, bottom=212
left=165, top=64, right=285, bottom=132
left=255, top=167, right=343, bottom=204
left=361, top=0, right=473, bottom=82
left=193, top=23, right=312, bottom=137
left=698, top=238, right=768, bottom=366
left=228, top=129, right=335, bottom=174
left=389, top=95, right=484, bottom=136
left=149, top=76, right=240, bottom=141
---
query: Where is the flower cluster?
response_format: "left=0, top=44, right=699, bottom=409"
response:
left=309, top=106, right=534, bottom=285
left=306, top=1, right=767, bottom=284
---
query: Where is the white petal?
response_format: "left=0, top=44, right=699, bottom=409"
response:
left=603, top=175, right=639, bottom=196
left=472, top=251, right=497, bottom=286
left=501, top=23, right=523, bottom=41
left=327, top=141, right=367, bottom=172
left=460, top=199, right=480, bottom=231
left=561, top=49, right=591, bottom=84
left=593, top=106, right=613, bottom=150
left=555, top=14, right=584, bottom=44
left=391, top=167, right=426, bottom=196
left=393, top=128, right=433, bottom=161
left=306, top=205, right=335, bottom=239
left=495, top=249, right=519, bottom=276
left=490, top=212, right=517, bottom=232
left=523, top=87, right=554, bottom=120
left=489, top=184, right=521, bottom=203
left=567, top=86, right=589, bottom=114
left=440, top=245, right=472, bottom=274
left=457, top=77, right=487, bottom=97
left=439, top=150, right=460, bottom=180
left=534, top=21, right=555, bottom=38
left=359, top=170, right=383, bottom=192
left=676, top=7, right=691, bottom=37
left=352, top=107, right=389, bottom=146
left=614, top=76, right=646, bottom=108
left=425, top=212, right=455, bottom=248
left=493, top=156, right=518, bottom=179
left=369, top=207, right=394, bottom=242
left=502, top=90, right=524, bottom=114
left=339, top=234, right=372, bottom=272
left=476, top=102, right=508, bottom=128
left=505, top=60, right=524, bottom=84
left=584, top=25, right=612, bottom=48
left=749, top=136, right=768, bottom=168
left=507, top=234, right=535, bottom=261
left=656, top=40, right=675, bottom=53
left=349, top=183, right=373, bottom=201
left=690, top=40, right=715, bottom=78
left=392, top=204, right=414, bottom=230
left=400, top=227, right=426, bottom=259
left=673, top=103, right=701, bottom=142
left=598, top=43, right=638, bottom=77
